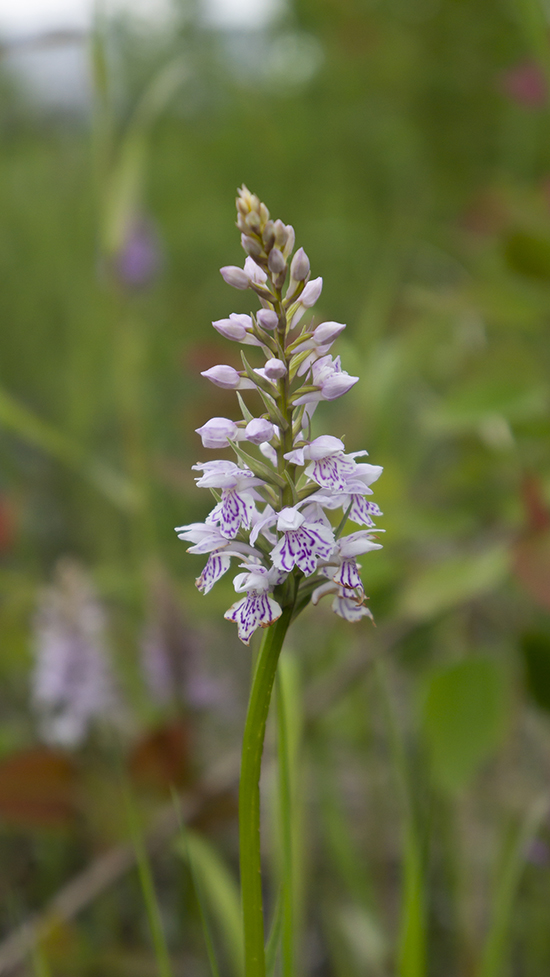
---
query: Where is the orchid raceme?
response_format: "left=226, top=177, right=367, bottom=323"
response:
left=175, top=186, right=383, bottom=644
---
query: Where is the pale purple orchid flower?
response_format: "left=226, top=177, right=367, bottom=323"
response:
left=293, top=354, right=359, bottom=405
left=32, top=561, right=118, bottom=747
left=176, top=187, right=383, bottom=643
left=325, top=531, right=383, bottom=593
left=271, top=507, right=335, bottom=575
left=284, top=436, right=364, bottom=493
left=193, top=461, right=265, bottom=539
left=224, top=564, right=283, bottom=644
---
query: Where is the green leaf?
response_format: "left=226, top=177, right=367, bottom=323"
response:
left=503, top=231, right=550, bottom=282
left=519, top=632, right=550, bottom=713
left=421, top=658, right=510, bottom=792
left=397, top=829, right=425, bottom=977
left=229, top=441, right=286, bottom=488
left=479, top=795, right=550, bottom=977
left=126, top=788, right=174, bottom=977
left=398, top=545, right=510, bottom=621
left=175, top=830, right=244, bottom=977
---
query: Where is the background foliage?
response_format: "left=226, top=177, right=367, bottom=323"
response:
left=1, top=0, right=550, bottom=974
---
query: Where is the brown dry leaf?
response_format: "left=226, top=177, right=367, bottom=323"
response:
left=513, top=475, right=550, bottom=612
left=128, top=720, right=193, bottom=795
left=0, top=747, right=78, bottom=828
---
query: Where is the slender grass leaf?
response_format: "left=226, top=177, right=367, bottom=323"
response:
left=478, top=795, right=550, bottom=977
left=125, top=788, right=174, bottom=977
left=175, top=828, right=243, bottom=977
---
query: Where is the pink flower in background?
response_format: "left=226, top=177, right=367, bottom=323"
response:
left=32, top=560, right=118, bottom=747
left=499, top=61, right=547, bottom=108
left=114, top=214, right=163, bottom=290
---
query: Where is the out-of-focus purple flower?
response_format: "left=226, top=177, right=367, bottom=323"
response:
left=499, top=61, right=547, bottom=108
left=32, top=560, right=117, bottom=747
left=141, top=569, right=223, bottom=708
left=114, top=215, right=163, bottom=290
left=525, top=837, right=550, bottom=867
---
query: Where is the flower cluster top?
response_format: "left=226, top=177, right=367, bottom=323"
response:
left=176, top=187, right=383, bottom=644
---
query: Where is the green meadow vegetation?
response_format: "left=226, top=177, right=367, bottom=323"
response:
left=1, top=0, right=550, bottom=973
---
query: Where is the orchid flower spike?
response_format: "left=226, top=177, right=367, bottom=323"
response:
left=176, top=186, right=384, bottom=643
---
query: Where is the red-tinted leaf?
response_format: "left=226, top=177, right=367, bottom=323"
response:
left=0, top=747, right=78, bottom=827
left=129, top=720, right=192, bottom=794
left=513, top=531, right=550, bottom=612
left=0, top=494, right=16, bottom=553
left=513, top=475, right=550, bottom=611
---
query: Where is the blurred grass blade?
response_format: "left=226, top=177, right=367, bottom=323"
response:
left=175, top=827, right=243, bottom=977
left=265, top=888, right=283, bottom=977
left=478, top=794, right=549, bottom=977
left=125, top=788, right=174, bottom=977
left=102, top=58, right=188, bottom=257
left=0, top=385, right=140, bottom=512
left=376, top=660, right=426, bottom=977
left=398, top=828, right=425, bottom=977
left=30, top=943, right=51, bottom=977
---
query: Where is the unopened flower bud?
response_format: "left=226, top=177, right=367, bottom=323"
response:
left=259, top=202, right=270, bottom=225
left=268, top=248, right=286, bottom=274
left=201, top=365, right=254, bottom=390
left=220, top=265, right=249, bottom=289
left=245, top=418, right=276, bottom=444
left=201, top=365, right=241, bottom=388
left=273, top=219, right=287, bottom=248
left=262, top=221, right=275, bottom=250
left=236, top=185, right=254, bottom=215
left=195, top=417, right=240, bottom=449
left=290, top=247, right=310, bottom=281
left=283, top=224, right=295, bottom=258
left=212, top=314, right=250, bottom=341
left=244, top=256, right=267, bottom=285
left=263, top=358, right=287, bottom=379
left=241, top=234, right=264, bottom=259
left=313, top=321, right=346, bottom=344
left=256, top=309, right=279, bottom=330
left=300, top=276, right=323, bottom=308
left=246, top=211, right=262, bottom=234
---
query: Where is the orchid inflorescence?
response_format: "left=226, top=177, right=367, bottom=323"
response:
left=176, top=187, right=383, bottom=644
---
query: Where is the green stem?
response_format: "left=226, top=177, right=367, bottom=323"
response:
left=239, top=607, right=294, bottom=977
left=276, top=670, right=294, bottom=977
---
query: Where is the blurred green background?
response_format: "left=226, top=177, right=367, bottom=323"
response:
left=1, top=0, right=550, bottom=973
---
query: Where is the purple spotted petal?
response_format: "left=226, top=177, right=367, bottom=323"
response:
left=224, top=593, right=282, bottom=644
left=333, top=558, right=363, bottom=592
left=271, top=524, right=335, bottom=576
left=196, top=552, right=232, bottom=594
left=210, top=489, right=255, bottom=539
left=307, top=455, right=355, bottom=492
left=349, top=495, right=383, bottom=527
left=332, top=595, right=373, bottom=622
